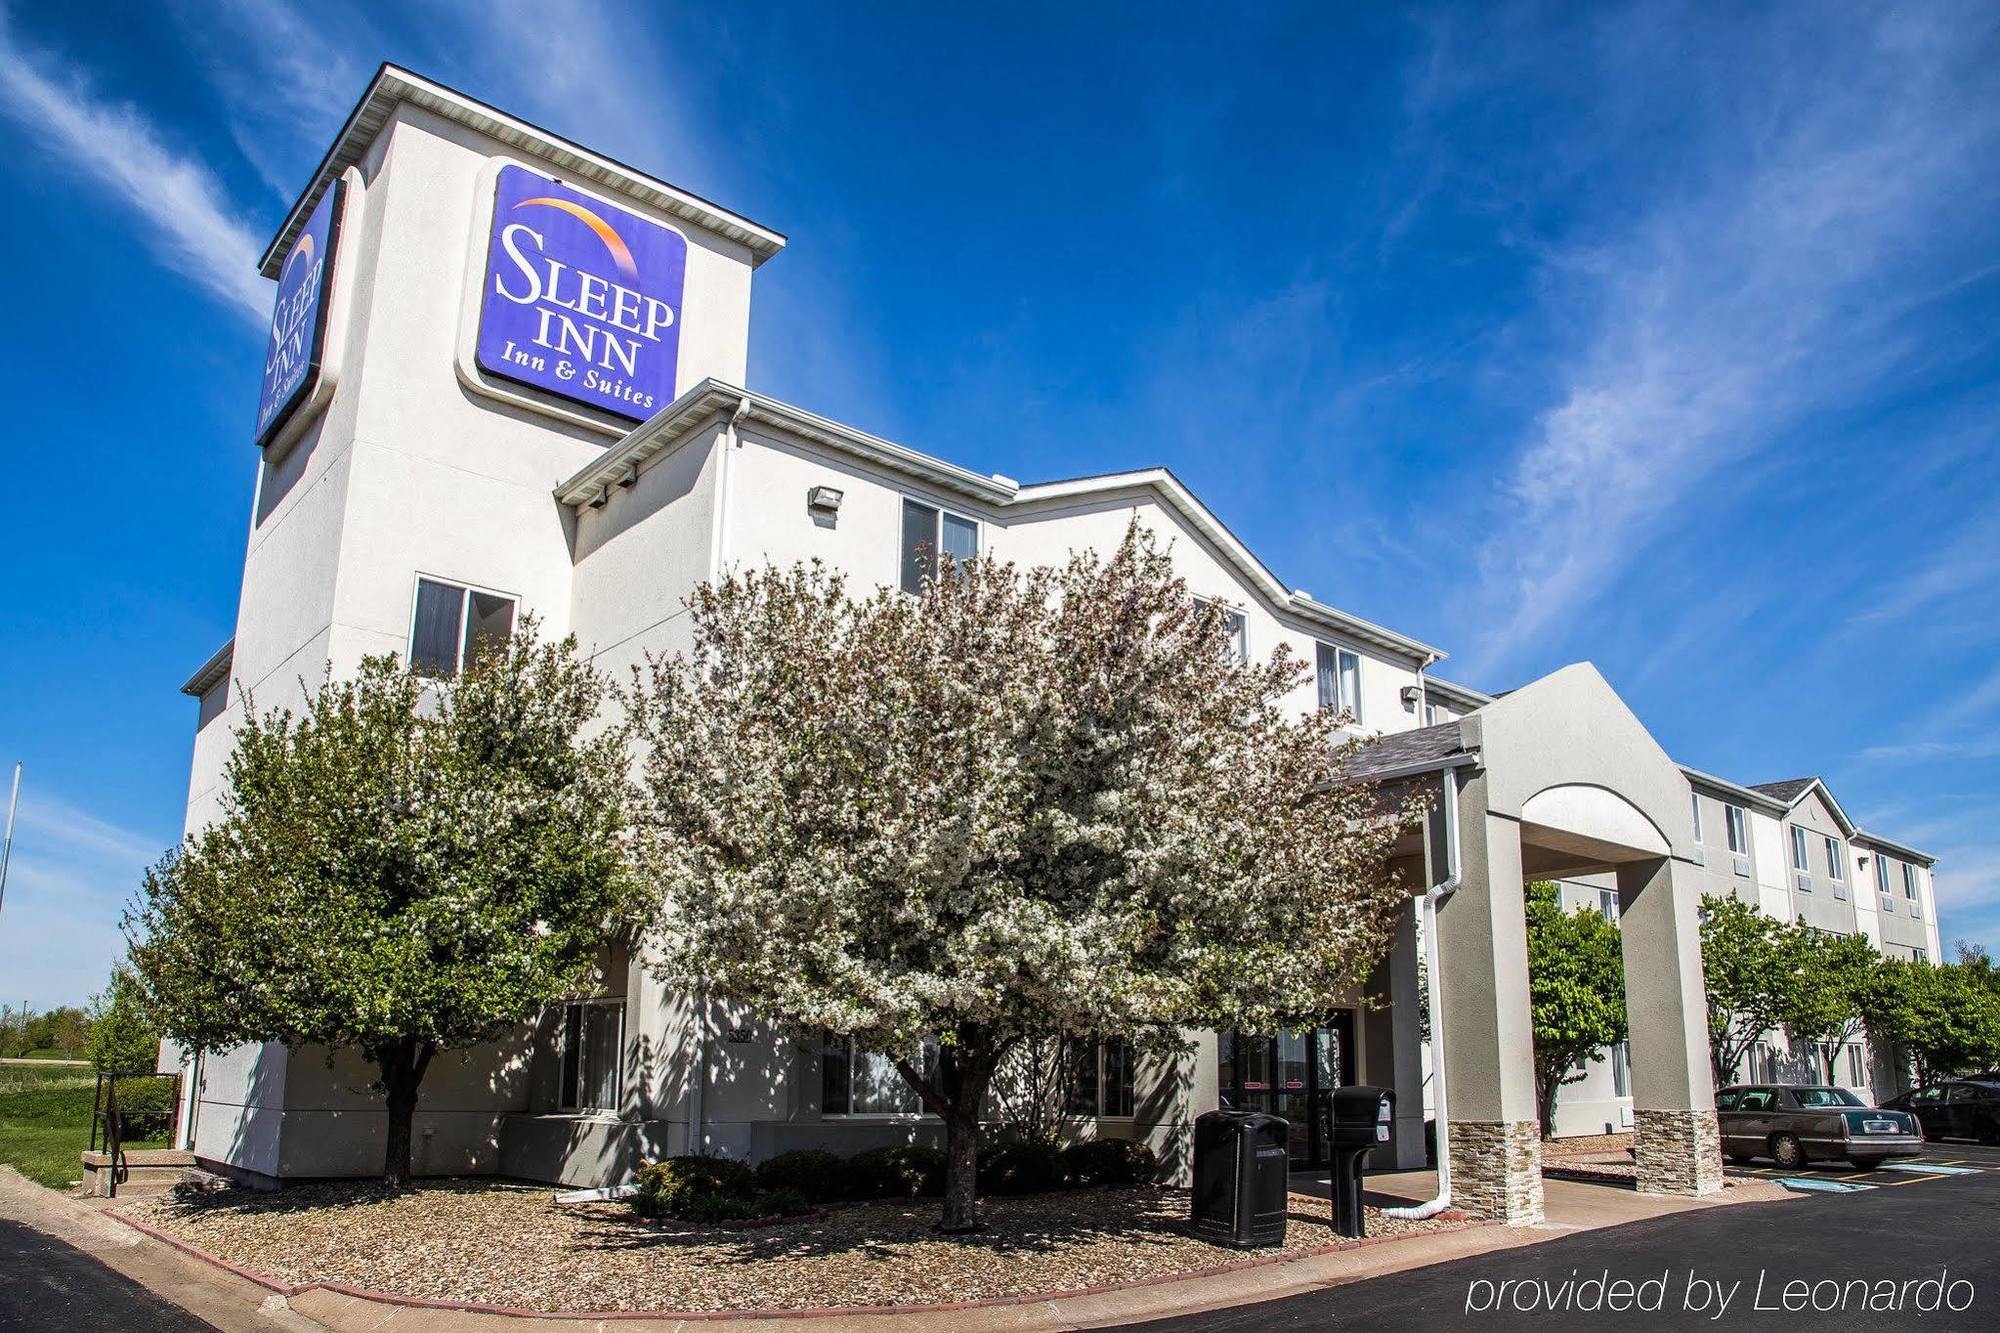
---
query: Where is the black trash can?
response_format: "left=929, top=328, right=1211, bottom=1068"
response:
left=1327, top=1085, right=1395, bottom=1238
left=1191, top=1110, right=1290, bottom=1248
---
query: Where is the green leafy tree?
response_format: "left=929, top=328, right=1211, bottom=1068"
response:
left=1781, top=930, right=1880, bottom=1085
left=1871, top=958, right=2000, bottom=1084
left=126, top=625, right=643, bottom=1185
left=1698, top=895, right=1800, bottom=1086
left=88, top=968, right=163, bottom=1074
left=1524, top=881, right=1627, bottom=1139
left=632, top=524, right=1413, bottom=1231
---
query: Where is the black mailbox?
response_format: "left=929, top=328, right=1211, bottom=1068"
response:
left=1326, top=1085, right=1394, bottom=1237
left=1190, top=1110, right=1290, bottom=1248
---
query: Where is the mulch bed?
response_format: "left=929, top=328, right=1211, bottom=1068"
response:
left=128, top=1179, right=1462, bottom=1314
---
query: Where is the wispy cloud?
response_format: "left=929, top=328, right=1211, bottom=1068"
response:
left=0, top=13, right=267, bottom=326
left=1443, top=2, right=2000, bottom=680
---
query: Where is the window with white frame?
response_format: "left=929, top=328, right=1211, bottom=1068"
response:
left=1903, top=862, right=1922, bottom=920
left=1877, top=856, right=1894, bottom=911
left=1913, top=946, right=1928, bottom=964
left=899, top=497, right=978, bottom=594
left=1848, top=1044, right=1865, bottom=1087
left=1063, top=1036, right=1135, bottom=1118
left=1597, top=887, right=1620, bottom=923
left=1316, top=643, right=1362, bottom=723
left=411, top=577, right=516, bottom=677
left=1824, top=836, right=1846, bottom=899
left=1725, top=805, right=1747, bottom=855
left=1195, top=598, right=1248, bottom=663
left=558, top=999, right=625, bottom=1113
left=1611, top=1041, right=1631, bottom=1098
left=1790, top=826, right=1812, bottom=891
left=821, top=1034, right=940, bottom=1115
left=1691, top=794, right=1704, bottom=844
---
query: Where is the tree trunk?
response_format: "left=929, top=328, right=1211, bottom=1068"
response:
left=374, top=1037, right=436, bottom=1187
left=894, top=1027, right=1006, bottom=1234
left=1536, top=1068, right=1558, bottom=1141
left=940, top=1098, right=984, bottom=1232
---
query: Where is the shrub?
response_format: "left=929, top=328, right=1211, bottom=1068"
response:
left=754, top=1148, right=847, bottom=1202
left=978, top=1139, right=1067, bottom=1195
left=755, top=1186, right=813, bottom=1217
left=845, top=1144, right=947, bottom=1199
left=632, top=1154, right=756, bottom=1218
left=686, top=1192, right=762, bottom=1224
left=1062, top=1137, right=1158, bottom=1187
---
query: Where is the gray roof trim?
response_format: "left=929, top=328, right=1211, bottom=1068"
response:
left=1678, top=765, right=1791, bottom=814
left=180, top=638, right=234, bottom=697
left=1850, top=829, right=1938, bottom=866
left=561, top=386, right=1446, bottom=665
left=260, top=64, right=786, bottom=277
left=1424, top=676, right=1494, bottom=711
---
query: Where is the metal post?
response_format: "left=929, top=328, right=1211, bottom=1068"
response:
left=0, top=762, right=20, bottom=920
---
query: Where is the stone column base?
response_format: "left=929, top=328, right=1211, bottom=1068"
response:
left=1448, top=1119, right=1544, bottom=1224
left=1633, top=1107, right=1723, bottom=1196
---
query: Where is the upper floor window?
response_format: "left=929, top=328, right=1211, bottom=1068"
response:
left=1316, top=643, right=1362, bottom=723
left=1597, top=887, right=1620, bottom=923
left=1725, top=805, right=1747, bottom=855
left=1824, top=836, right=1847, bottom=899
left=1691, top=794, right=1704, bottom=843
left=1904, top=863, right=1922, bottom=920
left=1063, top=1036, right=1135, bottom=1119
left=1195, top=598, right=1248, bottom=663
left=1790, top=826, right=1810, bottom=873
left=1877, top=856, right=1894, bottom=911
left=411, top=577, right=515, bottom=678
left=899, top=498, right=978, bottom=593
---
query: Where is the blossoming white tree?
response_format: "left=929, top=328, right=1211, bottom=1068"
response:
left=633, top=524, right=1414, bottom=1230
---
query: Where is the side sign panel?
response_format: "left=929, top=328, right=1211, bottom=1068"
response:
left=255, top=179, right=343, bottom=446
left=476, top=165, right=686, bottom=421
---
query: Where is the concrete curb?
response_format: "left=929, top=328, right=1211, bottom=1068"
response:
left=106, top=1205, right=1493, bottom=1323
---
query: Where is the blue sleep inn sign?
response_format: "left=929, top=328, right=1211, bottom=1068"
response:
left=476, top=164, right=687, bottom=421
left=254, top=180, right=343, bottom=446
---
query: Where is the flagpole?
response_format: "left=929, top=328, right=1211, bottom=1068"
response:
left=0, top=763, right=20, bottom=921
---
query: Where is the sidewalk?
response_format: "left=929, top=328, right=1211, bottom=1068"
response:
left=0, top=1166, right=322, bottom=1332
left=0, top=1164, right=1795, bottom=1333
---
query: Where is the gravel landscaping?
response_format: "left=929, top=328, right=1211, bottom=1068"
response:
left=128, top=1179, right=1465, bottom=1313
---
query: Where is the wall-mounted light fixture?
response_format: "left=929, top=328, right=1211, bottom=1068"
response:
left=1400, top=684, right=1423, bottom=707
left=807, top=485, right=844, bottom=516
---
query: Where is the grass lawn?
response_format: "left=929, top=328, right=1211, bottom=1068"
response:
left=0, top=1066, right=174, bottom=1189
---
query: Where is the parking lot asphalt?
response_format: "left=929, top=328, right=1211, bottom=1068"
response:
left=1121, top=1142, right=2000, bottom=1331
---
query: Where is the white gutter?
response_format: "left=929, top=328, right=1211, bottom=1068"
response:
left=1385, top=764, right=1460, bottom=1221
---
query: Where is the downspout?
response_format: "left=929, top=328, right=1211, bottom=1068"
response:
left=688, top=398, right=748, bottom=1159
left=1385, top=763, right=1460, bottom=1220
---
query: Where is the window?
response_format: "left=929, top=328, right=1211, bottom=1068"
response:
left=1063, top=1036, right=1135, bottom=1118
left=1878, top=857, right=1894, bottom=912
left=1790, top=826, right=1812, bottom=892
left=1739, top=1087, right=1777, bottom=1112
left=1316, top=643, right=1362, bottom=723
left=1725, top=805, right=1747, bottom=855
left=1903, top=863, right=1922, bottom=921
left=1913, top=946, right=1928, bottom=964
left=1691, top=794, right=1704, bottom=844
left=1611, top=1041, right=1631, bottom=1098
left=1848, top=1044, right=1865, bottom=1087
left=411, top=577, right=515, bottom=677
left=558, top=999, right=624, bottom=1112
left=899, top=498, right=978, bottom=593
left=1597, top=887, right=1620, bottom=923
left=1424, top=702, right=1443, bottom=725
left=1196, top=598, right=1248, bottom=662
left=1714, top=1088, right=1739, bottom=1111
left=821, top=1034, right=939, bottom=1115
left=1825, top=836, right=1846, bottom=899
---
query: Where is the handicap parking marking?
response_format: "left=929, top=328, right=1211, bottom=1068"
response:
left=1776, top=1176, right=1876, bottom=1193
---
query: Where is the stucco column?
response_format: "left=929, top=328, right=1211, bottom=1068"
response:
left=1385, top=896, right=1428, bottom=1169
left=1435, top=774, right=1543, bottom=1223
left=1616, top=855, right=1723, bottom=1196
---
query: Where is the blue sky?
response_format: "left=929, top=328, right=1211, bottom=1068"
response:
left=0, top=1, right=1995, bottom=1008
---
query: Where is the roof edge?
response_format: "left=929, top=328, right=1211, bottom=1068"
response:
left=180, top=638, right=234, bottom=697
left=259, top=64, right=787, bottom=277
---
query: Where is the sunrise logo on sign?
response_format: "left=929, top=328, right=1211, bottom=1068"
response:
left=475, top=165, right=686, bottom=421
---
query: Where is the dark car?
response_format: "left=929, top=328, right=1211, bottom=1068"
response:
left=1880, top=1081, right=2000, bottom=1144
left=1716, top=1084, right=1925, bottom=1169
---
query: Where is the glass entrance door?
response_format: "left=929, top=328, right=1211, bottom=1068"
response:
left=1217, top=1011, right=1357, bottom=1167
